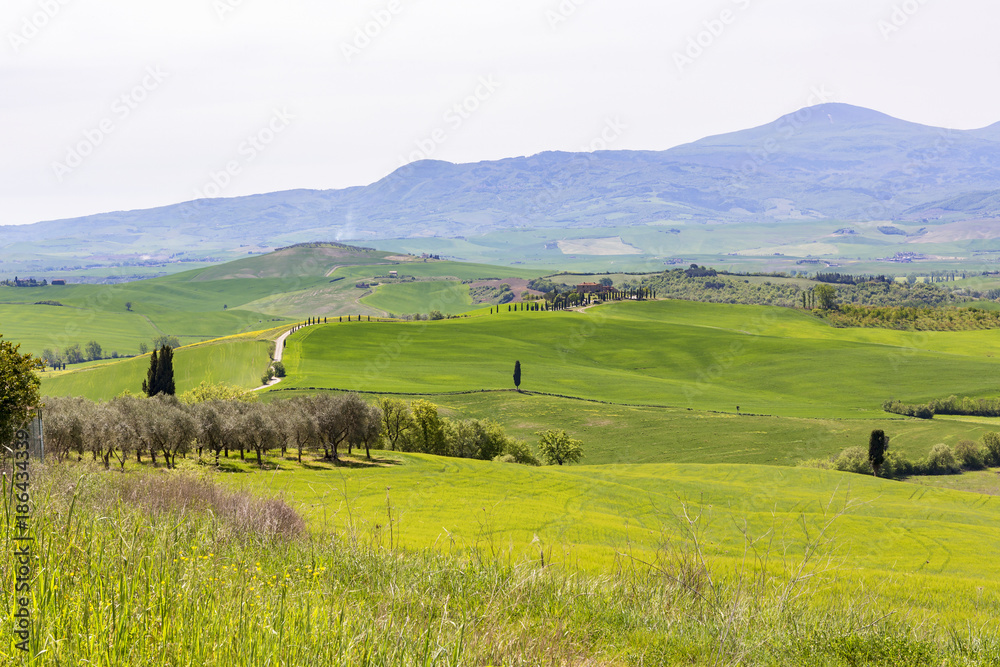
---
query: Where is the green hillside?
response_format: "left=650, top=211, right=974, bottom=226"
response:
left=279, top=300, right=1000, bottom=419
left=41, top=337, right=273, bottom=399
left=361, top=280, right=475, bottom=315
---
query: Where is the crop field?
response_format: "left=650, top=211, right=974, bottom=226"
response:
left=279, top=299, right=1000, bottom=419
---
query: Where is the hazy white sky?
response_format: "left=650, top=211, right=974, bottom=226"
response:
left=2, top=0, right=998, bottom=226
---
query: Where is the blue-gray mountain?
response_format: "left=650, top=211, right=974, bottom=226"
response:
left=3, top=103, right=999, bottom=266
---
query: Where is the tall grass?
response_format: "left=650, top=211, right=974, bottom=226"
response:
left=2, top=464, right=998, bottom=665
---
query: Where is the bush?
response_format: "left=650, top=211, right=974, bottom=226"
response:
left=497, top=438, right=540, bottom=466
left=880, top=450, right=914, bottom=479
left=982, top=432, right=1000, bottom=467
left=954, top=440, right=985, bottom=470
left=833, top=447, right=873, bottom=475
left=272, top=361, right=286, bottom=378
left=916, top=444, right=960, bottom=475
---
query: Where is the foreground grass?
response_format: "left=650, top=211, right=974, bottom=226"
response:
left=4, top=462, right=1000, bottom=666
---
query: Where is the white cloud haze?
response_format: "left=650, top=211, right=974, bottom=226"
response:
left=1, top=0, right=998, bottom=226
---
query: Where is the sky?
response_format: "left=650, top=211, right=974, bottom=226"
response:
left=1, top=0, right=998, bottom=226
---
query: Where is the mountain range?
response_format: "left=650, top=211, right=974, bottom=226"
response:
left=3, top=103, right=1000, bottom=270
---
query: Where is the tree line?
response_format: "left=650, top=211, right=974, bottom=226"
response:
left=41, top=390, right=582, bottom=470
left=41, top=335, right=182, bottom=369
left=805, top=431, right=1000, bottom=479
left=884, top=395, right=1000, bottom=420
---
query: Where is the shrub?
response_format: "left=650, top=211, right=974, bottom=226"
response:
left=917, top=444, right=960, bottom=475
left=833, top=447, right=873, bottom=475
left=880, top=450, right=914, bottom=479
left=498, top=438, right=540, bottom=466
left=954, top=440, right=985, bottom=470
left=113, top=471, right=305, bottom=543
left=982, top=432, right=1000, bottom=467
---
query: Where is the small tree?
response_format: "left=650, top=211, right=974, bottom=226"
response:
left=513, top=360, right=522, bottom=391
left=85, top=340, right=102, bottom=361
left=814, top=284, right=838, bottom=310
left=377, top=398, right=412, bottom=451
left=537, top=429, right=583, bottom=466
left=410, top=399, right=446, bottom=455
left=868, top=429, right=888, bottom=477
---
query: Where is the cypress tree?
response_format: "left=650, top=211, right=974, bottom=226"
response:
left=158, top=345, right=176, bottom=396
left=513, top=360, right=521, bottom=391
left=142, top=348, right=159, bottom=396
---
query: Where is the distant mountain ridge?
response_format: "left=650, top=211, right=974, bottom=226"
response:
left=3, top=103, right=999, bottom=263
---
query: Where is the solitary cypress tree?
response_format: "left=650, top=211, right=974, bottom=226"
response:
left=869, top=429, right=888, bottom=477
left=513, top=360, right=521, bottom=391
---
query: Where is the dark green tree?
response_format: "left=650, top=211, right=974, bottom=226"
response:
left=868, top=429, right=888, bottom=477
left=142, top=348, right=158, bottom=396
left=814, top=284, right=838, bottom=310
left=513, top=360, right=521, bottom=391
left=142, top=345, right=176, bottom=396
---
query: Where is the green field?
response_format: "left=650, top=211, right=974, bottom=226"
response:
left=279, top=300, right=1000, bottom=419
left=228, top=453, right=1000, bottom=624
left=41, top=337, right=274, bottom=399
left=361, top=280, right=475, bottom=315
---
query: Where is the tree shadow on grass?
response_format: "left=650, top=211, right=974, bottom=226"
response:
left=302, top=456, right=403, bottom=470
left=211, top=462, right=253, bottom=474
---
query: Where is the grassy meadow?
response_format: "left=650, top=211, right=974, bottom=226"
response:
left=10, top=460, right=1000, bottom=665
